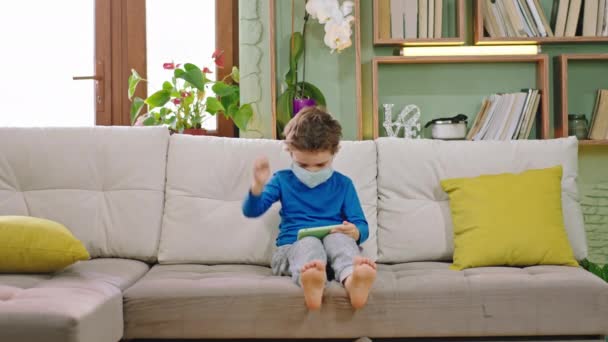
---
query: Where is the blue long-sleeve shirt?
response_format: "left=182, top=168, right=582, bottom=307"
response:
left=242, top=170, right=369, bottom=246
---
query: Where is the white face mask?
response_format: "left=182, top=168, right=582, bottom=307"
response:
left=291, top=163, right=334, bottom=188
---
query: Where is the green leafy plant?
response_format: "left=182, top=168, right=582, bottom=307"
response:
left=128, top=51, right=252, bottom=133
left=277, top=33, right=327, bottom=136
left=580, top=258, right=608, bottom=282
left=276, top=14, right=327, bottom=137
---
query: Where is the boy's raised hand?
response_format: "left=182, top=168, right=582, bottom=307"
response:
left=331, top=221, right=360, bottom=241
left=252, top=156, right=270, bottom=195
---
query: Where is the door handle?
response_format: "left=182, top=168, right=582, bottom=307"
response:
left=72, top=61, right=105, bottom=110
left=72, top=75, right=100, bottom=80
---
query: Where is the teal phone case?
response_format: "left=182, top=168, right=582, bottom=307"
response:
left=297, top=225, right=340, bottom=240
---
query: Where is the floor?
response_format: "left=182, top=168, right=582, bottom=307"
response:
left=127, top=336, right=606, bottom=342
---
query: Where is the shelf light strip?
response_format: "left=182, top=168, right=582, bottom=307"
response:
left=401, top=45, right=540, bottom=57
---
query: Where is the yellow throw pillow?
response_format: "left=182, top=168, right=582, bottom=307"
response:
left=0, top=216, right=90, bottom=273
left=440, top=166, right=578, bottom=271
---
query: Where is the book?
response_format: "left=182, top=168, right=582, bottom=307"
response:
left=475, top=94, right=501, bottom=140
left=501, top=92, right=528, bottom=140
left=419, top=0, right=428, bottom=38
left=504, top=0, right=528, bottom=36
left=404, top=0, right=419, bottom=38
left=533, top=0, right=555, bottom=36
left=517, top=89, right=540, bottom=139
left=378, top=0, right=392, bottom=39
left=471, top=91, right=541, bottom=141
left=515, top=0, right=537, bottom=36
left=522, top=92, right=541, bottom=139
left=482, top=0, right=497, bottom=37
left=467, top=99, right=490, bottom=140
left=518, top=0, right=544, bottom=37
left=588, top=89, right=601, bottom=137
left=488, top=93, right=512, bottom=139
left=434, top=0, right=443, bottom=38
left=513, top=89, right=534, bottom=137
left=554, top=0, right=570, bottom=36
left=428, top=0, right=435, bottom=38
left=589, top=89, right=608, bottom=139
left=602, top=0, right=608, bottom=35
left=390, top=0, right=405, bottom=39
left=598, top=0, right=607, bottom=35
left=583, top=0, right=599, bottom=36
left=492, top=1, right=509, bottom=36
left=482, top=93, right=512, bottom=140
left=496, top=0, right=515, bottom=36
left=565, top=0, right=582, bottom=36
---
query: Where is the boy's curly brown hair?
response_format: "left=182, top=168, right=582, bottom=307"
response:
left=283, top=106, right=342, bottom=154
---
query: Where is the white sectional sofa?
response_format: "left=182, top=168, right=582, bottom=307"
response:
left=0, top=127, right=606, bottom=342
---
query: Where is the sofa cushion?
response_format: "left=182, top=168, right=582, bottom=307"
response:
left=123, top=262, right=608, bottom=339
left=0, top=215, right=90, bottom=273
left=0, top=258, right=149, bottom=342
left=158, top=135, right=378, bottom=265
left=0, top=127, right=169, bottom=262
left=376, top=137, right=587, bottom=263
left=441, top=166, right=578, bottom=270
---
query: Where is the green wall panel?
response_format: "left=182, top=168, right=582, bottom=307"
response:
left=253, top=0, right=608, bottom=263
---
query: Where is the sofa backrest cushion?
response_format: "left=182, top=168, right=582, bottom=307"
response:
left=158, top=135, right=378, bottom=265
left=0, top=127, right=169, bottom=262
left=375, top=137, right=587, bottom=263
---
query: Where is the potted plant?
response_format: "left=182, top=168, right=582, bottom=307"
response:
left=128, top=50, right=252, bottom=135
left=276, top=0, right=355, bottom=137
left=580, top=258, right=608, bottom=282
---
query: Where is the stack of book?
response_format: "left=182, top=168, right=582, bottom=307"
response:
left=384, top=0, right=444, bottom=39
left=589, top=89, right=608, bottom=139
left=482, top=0, right=608, bottom=38
left=467, top=89, right=541, bottom=140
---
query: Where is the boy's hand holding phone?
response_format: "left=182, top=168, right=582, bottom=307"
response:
left=331, top=221, right=360, bottom=241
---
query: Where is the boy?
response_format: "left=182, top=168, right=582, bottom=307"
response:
left=242, top=107, right=376, bottom=310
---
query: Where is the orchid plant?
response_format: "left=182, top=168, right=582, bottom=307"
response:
left=128, top=50, right=252, bottom=133
left=276, top=0, right=355, bottom=136
left=306, top=0, right=355, bottom=52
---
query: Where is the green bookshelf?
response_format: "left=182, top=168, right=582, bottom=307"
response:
left=555, top=53, right=608, bottom=145
left=372, top=55, right=550, bottom=139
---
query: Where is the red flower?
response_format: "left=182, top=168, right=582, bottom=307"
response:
left=163, top=62, right=175, bottom=70
left=202, top=67, right=212, bottom=74
left=172, top=98, right=181, bottom=105
left=212, top=49, right=225, bottom=68
left=180, top=91, right=191, bottom=98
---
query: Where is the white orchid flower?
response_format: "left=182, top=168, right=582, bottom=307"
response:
left=340, top=1, right=354, bottom=16
left=324, top=17, right=353, bottom=53
left=305, top=0, right=355, bottom=52
left=306, top=0, right=341, bottom=23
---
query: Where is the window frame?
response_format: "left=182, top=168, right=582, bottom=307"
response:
left=96, top=0, right=239, bottom=137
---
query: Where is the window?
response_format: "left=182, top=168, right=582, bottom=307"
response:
left=0, top=0, right=238, bottom=137
left=146, top=0, right=217, bottom=130
left=0, top=0, right=97, bottom=126
left=116, top=0, right=238, bottom=136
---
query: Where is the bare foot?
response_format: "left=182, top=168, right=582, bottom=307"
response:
left=300, top=260, right=326, bottom=310
left=344, top=257, right=377, bottom=309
